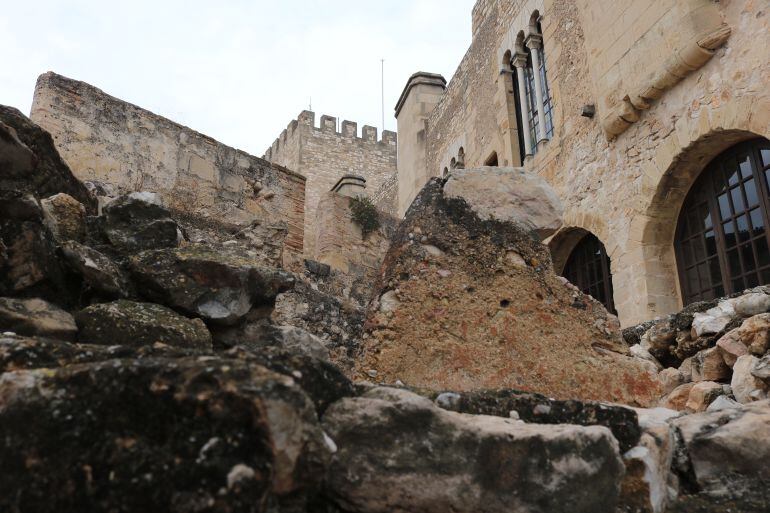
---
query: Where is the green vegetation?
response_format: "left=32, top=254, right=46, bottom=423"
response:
left=349, top=196, right=380, bottom=237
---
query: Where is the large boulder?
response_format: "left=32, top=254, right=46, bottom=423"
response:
left=0, top=333, right=354, bottom=418
left=0, top=356, right=331, bottom=512
left=669, top=400, right=770, bottom=511
left=443, top=167, right=563, bottom=239
left=102, top=192, right=181, bottom=252
left=322, top=387, right=625, bottom=513
left=430, top=388, right=641, bottom=452
left=130, top=246, right=294, bottom=325
left=359, top=178, right=660, bottom=405
left=0, top=297, right=77, bottom=341
left=75, top=300, right=212, bottom=349
left=0, top=333, right=198, bottom=374
left=0, top=105, right=94, bottom=209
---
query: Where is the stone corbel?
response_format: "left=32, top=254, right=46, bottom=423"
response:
left=601, top=24, right=732, bottom=139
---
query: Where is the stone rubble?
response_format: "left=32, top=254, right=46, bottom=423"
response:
left=0, top=110, right=768, bottom=512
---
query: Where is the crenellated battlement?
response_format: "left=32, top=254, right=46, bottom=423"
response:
left=264, top=110, right=397, bottom=161
left=263, top=109, right=398, bottom=258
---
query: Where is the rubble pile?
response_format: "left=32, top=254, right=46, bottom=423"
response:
left=0, top=108, right=767, bottom=512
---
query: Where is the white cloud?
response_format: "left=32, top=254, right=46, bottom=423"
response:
left=0, top=0, right=475, bottom=156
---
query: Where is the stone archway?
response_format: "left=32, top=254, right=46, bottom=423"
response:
left=637, top=96, right=770, bottom=315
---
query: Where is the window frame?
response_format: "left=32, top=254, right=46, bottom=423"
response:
left=675, top=138, right=770, bottom=305
left=563, top=233, right=617, bottom=314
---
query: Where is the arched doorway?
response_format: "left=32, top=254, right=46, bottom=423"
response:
left=562, top=232, right=617, bottom=314
left=675, top=138, right=770, bottom=304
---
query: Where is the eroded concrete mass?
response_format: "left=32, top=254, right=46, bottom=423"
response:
left=359, top=173, right=661, bottom=406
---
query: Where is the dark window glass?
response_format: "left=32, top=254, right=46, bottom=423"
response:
left=676, top=138, right=770, bottom=304
left=562, top=233, right=616, bottom=314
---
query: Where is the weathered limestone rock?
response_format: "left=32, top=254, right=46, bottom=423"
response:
left=640, top=320, right=677, bottom=361
left=255, top=325, right=330, bottom=361
left=322, top=387, right=625, bottom=513
left=0, top=192, right=75, bottom=306
left=706, top=395, right=743, bottom=412
left=662, top=383, right=696, bottom=411
left=619, top=407, right=678, bottom=513
left=60, top=240, right=128, bottom=299
left=0, top=105, right=94, bottom=209
left=429, top=388, right=641, bottom=452
left=685, top=381, right=725, bottom=412
left=40, top=193, right=86, bottom=242
left=130, top=246, right=294, bottom=325
left=103, top=192, right=181, bottom=252
left=731, top=292, right=770, bottom=317
left=0, top=334, right=354, bottom=417
left=658, top=367, right=687, bottom=395
left=0, top=333, right=198, bottom=374
left=0, top=297, right=77, bottom=341
left=443, top=167, right=564, bottom=239
left=670, top=400, right=770, bottom=510
left=630, top=343, right=663, bottom=369
left=0, top=357, right=331, bottom=512
left=210, top=316, right=330, bottom=361
left=734, top=313, right=770, bottom=355
left=752, top=354, right=770, bottom=380
left=692, top=302, right=733, bottom=337
left=716, top=330, right=749, bottom=367
left=76, top=300, right=212, bottom=349
left=271, top=280, right=365, bottom=368
left=359, top=178, right=660, bottom=405
left=691, top=347, right=730, bottom=382
left=731, top=355, right=769, bottom=403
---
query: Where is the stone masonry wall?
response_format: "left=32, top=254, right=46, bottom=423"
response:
left=314, top=191, right=394, bottom=278
left=411, top=0, right=770, bottom=326
left=265, top=111, right=397, bottom=257
left=370, top=173, right=398, bottom=217
left=30, top=72, right=306, bottom=257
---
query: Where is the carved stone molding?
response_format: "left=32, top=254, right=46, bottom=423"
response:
left=601, top=24, right=732, bottom=139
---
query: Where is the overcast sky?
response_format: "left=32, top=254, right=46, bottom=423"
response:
left=1, top=0, right=475, bottom=156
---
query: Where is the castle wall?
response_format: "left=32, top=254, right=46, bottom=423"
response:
left=265, top=111, right=397, bottom=257
left=315, top=191, right=394, bottom=280
left=30, top=72, right=306, bottom=257
left=407, top=0, right=770, bottom=325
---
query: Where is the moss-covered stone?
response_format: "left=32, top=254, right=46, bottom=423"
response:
left=76, top=300, right=212, bottom=349
left=0, top=356, right=330, bottom=512
left=130, top=245, right=294, bottom=325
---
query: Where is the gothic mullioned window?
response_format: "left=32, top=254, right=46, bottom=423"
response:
left=510, top=14, right=554, bottom=162
left=563, top=233, right=617, bottom=314
left=675, top=138, right=770, bottom=305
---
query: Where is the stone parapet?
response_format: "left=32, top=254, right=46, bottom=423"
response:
left=30, top=72, right=306, bottom=259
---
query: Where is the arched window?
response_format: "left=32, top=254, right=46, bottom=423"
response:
left=509, top=14, right=555, bottom=162
left=675, top=138, right=770, bottom=305
left=563, top=233, right=616, bottom=314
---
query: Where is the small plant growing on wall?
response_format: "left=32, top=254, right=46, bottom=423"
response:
left=349, top=196, right=380, bottom=238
